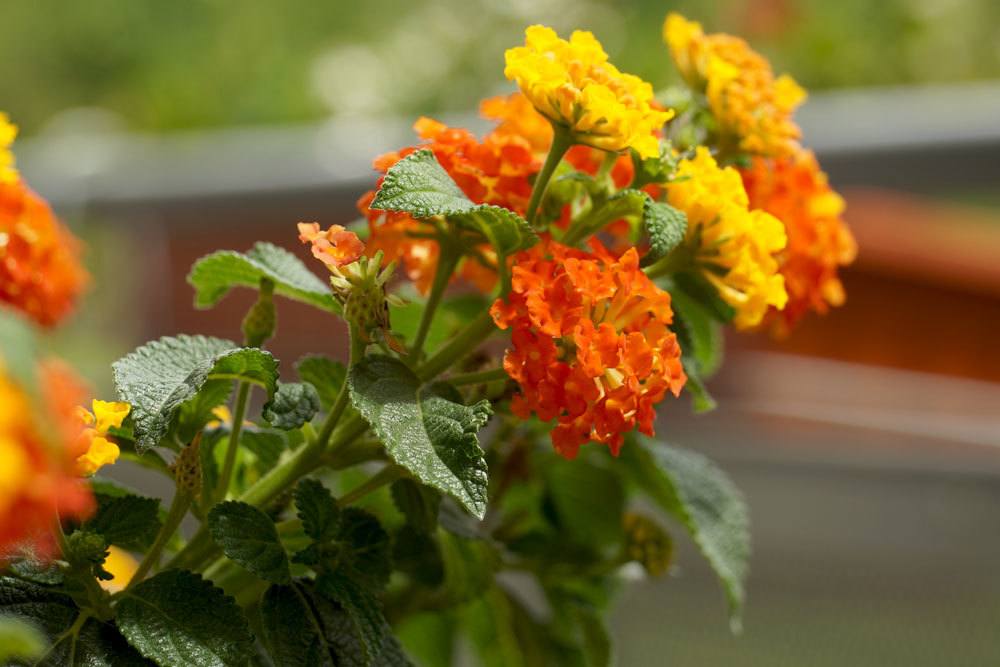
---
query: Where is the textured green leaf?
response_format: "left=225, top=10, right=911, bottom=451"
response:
left=294, top=479, right=340, bottom=543
left=369, top=149, right=471, bottom=218
left=624, top=440, right=749, bottom=630
left=370, top=150, right=536, bottom=256
left=261, top=582, right=413, bottom=667
left=116, top=569, right=254, bottom=666
left=296, top=354, right=346, bottom=410
left=260, top=583, right=335, bottom=667
left=337, top=509, right=392, bottom=590
left=263, top=382, right=320, bottom=430
left=208, top=501, right=290, bottom=584
left=188, top=241, right=339, bottom=312
left=642, top=200, right=687, bottom=266
left=0, top=577, right=148, bottom=666
left=391, top=479, right=440, bottom=534
left=450, top=206, right=538, bottom=258
left=112, top=335, right=279, bottom=451
left=348, top=355, right=490, bottom=519
left=316, top=571, right=387, bottom=666
left=85, top=494, right=162, bottom=551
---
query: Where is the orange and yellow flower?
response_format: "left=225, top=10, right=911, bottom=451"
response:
left=297, top=222, right=365, bottom=270
left=505, top=25, right=673, bottom=158
left=74, top=399, right=130, bottom=477
left=663, top=13, right=805, bottom=158
left=359, top=117, right=540, bottom=294
left=491, top=240, right=686, bottom=459
left=665, top=147, right=787, bottom=329
left=0, top=119, right=88, bottom=327
left=0, top=359, right=94, bottom=556
left=740, top=149, right=857, bottom=335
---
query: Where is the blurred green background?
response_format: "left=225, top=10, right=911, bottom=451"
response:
left=3, top=0, right=1000, bottom=135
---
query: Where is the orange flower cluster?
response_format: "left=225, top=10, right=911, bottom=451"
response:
left=0, top=359, right=94, bottom=556
left=0, top=175, right=88, bottom=328
left=297, top=222, right=365, bottom=269
left=664, top=13, right=805, bottom=157
left=491, top=240, right=686, bottom=458
left=359, top=117, right=540, bottom=294
left=740, top=150, right=857, bottom=335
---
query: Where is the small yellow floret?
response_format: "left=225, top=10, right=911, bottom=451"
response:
left=666, top=147, right=788, bottom=329
left=76, top=434, right=120, bottom=477
left=505, top=25, right=673, bottom=158
left=91, top=400, right=130, bottom=434
left=0, top=112, right=18, bottom=184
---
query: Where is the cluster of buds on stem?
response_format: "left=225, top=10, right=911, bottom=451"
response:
left=297, top=222, right=404, bottom=352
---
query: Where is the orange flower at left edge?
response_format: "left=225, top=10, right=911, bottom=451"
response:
left=358, top=117, right=540, bottom=295
left=0, top=113, right=89, bottom=327
left=0, top=359, right=95, bottom=557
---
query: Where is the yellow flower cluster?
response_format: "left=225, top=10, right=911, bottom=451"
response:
left=75, top=399, right=130, bottom=476
left=1, top=112, right=17, bottom=184
left=663, top=13, right=805, bottom=158
left=666, top=147, right=787, bottom=329
left=505, top=25, right=673, bottom=158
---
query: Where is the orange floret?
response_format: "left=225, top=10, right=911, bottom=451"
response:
left=491, top=239, right=686, bottom=459
left=740, top=150, right=857, bottom=335
left=297, top=222, right=365, bottom=269
left=0, top=180, right=88, bottom=327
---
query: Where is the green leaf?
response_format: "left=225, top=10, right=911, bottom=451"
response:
left=369, top=149, right=472, bottom=218
left=263, top=382, right=320, bottom=430
left=451, top=206, right=538, bottom=258
left=296, top=354, right=346, bottom=410
left=240, top=428, right=286, bottom=471
left=261, top=583, right=413, bottom=667
left=670, top=285, right=724, bottom=413
left=188, top=241, right=339, bottom=313
left=370, top=150, right=537, bottom=257
left=575, top=608, right=612, bottom=667
left=623, top=440, right=749, bottom=630
left=0, top=616, right=45, bottom=664
left=464, top=588, right=526, bottom=667
left=112, top=335, right=279, bottom=451
left=437, top=532, right=498, bottom=605
left=260, top=583, right=336, bottom=667
left=116, top=569, right=255, bottom=666
left=389, top=293, right=487, bottom=354
left=338, top=509, right=392, bottom=590
left=391, top=526, right=444, bottom=586
left=0, top=577, right=148, bottom=666
left=641, top=200, right=687, bottom=266
left=85, top=494, right=162, bottom=551
left=543, top=455, right=625, bottom=550
left=294, top=479, right=340, bottom=543
left=348, top=355, right=490, bottom=519
left=316, top=571, right=387, bottom=666
left=391, top=479, right=440, bottom=534
left=208, top=501, right=291, bottom=584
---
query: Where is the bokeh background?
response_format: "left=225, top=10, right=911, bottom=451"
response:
left=4, top=0, right=1000, bottom=664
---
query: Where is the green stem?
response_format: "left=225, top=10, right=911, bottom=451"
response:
left=338, top=465, right=405, bottom=506
left=643, top=244, right=694, bottom=279
left=448, top=367, right=509, bottom=386
left=214, top=382, right=252, bottom=503
left=526, top=127, right=573, bottom=226
left=126, top=490, right=192, bottom=589
left=411, top=246, right=460, bottom=361
left=417, top=311, right=497, bottom=383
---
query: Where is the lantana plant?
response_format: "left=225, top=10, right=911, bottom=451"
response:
left=0, top=13, right=855, bottom=667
